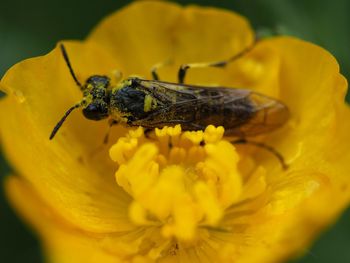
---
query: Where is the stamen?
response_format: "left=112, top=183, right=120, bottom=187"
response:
left=109, top=125, right=244, bottom=242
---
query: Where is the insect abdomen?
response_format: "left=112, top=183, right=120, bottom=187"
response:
left=191, top=89, right=255, bottom=133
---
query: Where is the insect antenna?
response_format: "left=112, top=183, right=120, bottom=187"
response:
left=49, top=103, right=81, bottom=140
left=60, top=44, right=83, bottom=90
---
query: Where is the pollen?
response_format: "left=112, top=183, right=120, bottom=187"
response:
left=109, top=125, right=245, bottom=242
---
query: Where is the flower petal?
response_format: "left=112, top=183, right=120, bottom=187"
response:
left=0, top=41, right=134, bottom=233
left=2, top=2, right=350, bottom=262
left=4, top=176, right=138, bottom=263
left=222, top=37, right=350, bottom=262
left=260, top=37, right=349, bottom=171
left=88, top=1, right=254, bottom=83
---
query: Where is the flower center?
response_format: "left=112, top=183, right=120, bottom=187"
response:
left=109, top=125, right=243, bottom=241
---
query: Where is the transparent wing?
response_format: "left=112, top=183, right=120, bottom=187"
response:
left=133, top=79, right=289, bottom=136
left=230, top=92, right=290, bottom=136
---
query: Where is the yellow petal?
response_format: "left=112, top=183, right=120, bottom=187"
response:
left=216, top=38, right=350, bottom=263
left=88, top=1, right=254, bottom=84
left=1, top=1, right=350, bottom=263
left=0, top=41, right=133, bottom=233
left=5, top=176, right=124, bottom=263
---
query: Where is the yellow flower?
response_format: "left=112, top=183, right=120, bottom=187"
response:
left=1, top=1, right=350, bottom=262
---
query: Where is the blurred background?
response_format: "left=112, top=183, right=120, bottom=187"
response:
left=0, top=0, right=349, bottom=262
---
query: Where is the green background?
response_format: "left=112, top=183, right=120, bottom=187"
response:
left=0, top=0, right=349, bottom=262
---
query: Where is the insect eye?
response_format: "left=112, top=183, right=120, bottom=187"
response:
left=82, top=102, right=109, bottom=120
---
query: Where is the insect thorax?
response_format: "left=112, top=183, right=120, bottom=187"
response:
left=110, top=78, right=158, bottom=124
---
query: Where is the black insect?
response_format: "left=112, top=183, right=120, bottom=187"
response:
left=50, top=44, right=289, bottom=168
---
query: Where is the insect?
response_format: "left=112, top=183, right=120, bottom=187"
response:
left=50, top=44, right=289, bottom=168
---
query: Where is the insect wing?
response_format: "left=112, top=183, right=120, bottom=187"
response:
left=231, top=92, right=289, bottom=136
left=133, top=79, right=251, bottom=128
left=133, top=79, right=289, bottom=136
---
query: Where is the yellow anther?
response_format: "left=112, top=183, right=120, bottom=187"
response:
left=182, top=130, right=204, bottom=145
left=110, top=125, right=245, bottom=241
left=203, top=125, right=224, bottom=143
left=169, top=147, right=186, bottom=164
left=129, top=201, right=149, bottom=225
left=129, top=126, right=145, bottom=139
left=194, top=182, right=223, bottom=225
left=109, top=137, right=138, bottom=165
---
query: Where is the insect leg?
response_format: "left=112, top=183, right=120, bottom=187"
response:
left=232, top=138, right=288, bottom=170
left=144, top=128, right=153, bottom=138
left=178, top=39, right=257, bottom=84
left=112, top=69, right=123, bottom=83
left=151, top=59, right=173, bottom=80
left=103, top=119, right=118, bottom=144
